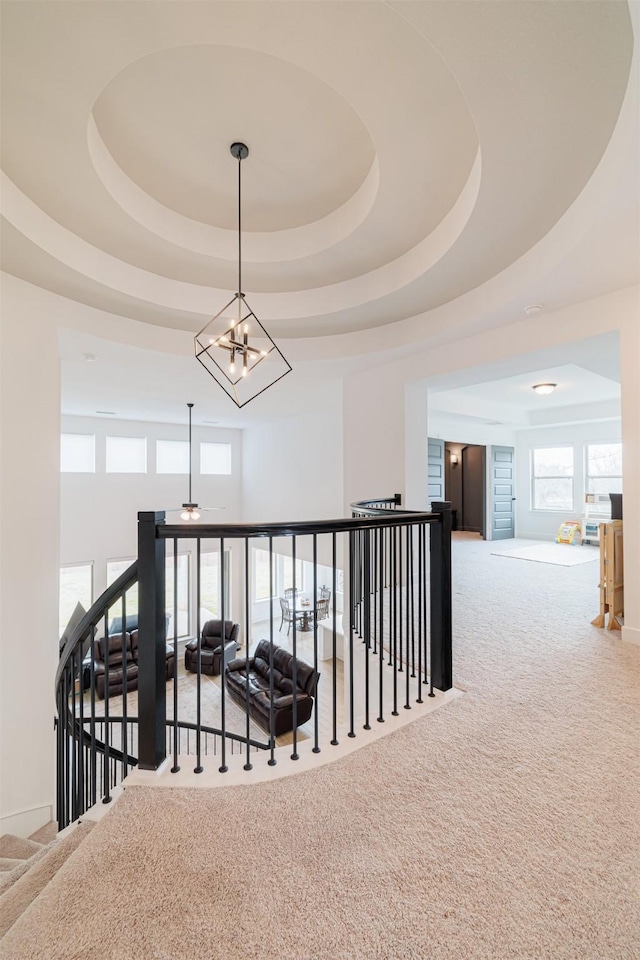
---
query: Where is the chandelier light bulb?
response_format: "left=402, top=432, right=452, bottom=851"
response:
left=230, top=362, right=235, bottom=374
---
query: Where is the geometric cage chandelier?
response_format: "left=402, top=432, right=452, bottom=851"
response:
left=194, top=142, right=292, bottom=408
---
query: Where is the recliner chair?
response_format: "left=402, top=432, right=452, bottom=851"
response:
left=184, top=619, right=240, bottom=677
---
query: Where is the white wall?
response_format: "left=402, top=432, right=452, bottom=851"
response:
left=514, top=419, right=622, bottom=540
left=427, top=414, right=517, bottom=450
left=1, top=302, right=60, bottom=836
left=242, top=398, right=343, bottom=525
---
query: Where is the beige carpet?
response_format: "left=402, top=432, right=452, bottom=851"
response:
left=3, top=538, right=639, bottom=959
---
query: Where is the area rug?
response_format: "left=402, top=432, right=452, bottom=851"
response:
left=5, top=539, right=637, bottom=959
left=491, top=542, right=599, bottom=566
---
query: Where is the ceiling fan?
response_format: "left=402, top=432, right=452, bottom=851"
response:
left=167, top=403, right=225, bottom=521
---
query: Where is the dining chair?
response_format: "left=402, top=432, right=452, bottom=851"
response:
left=315, top=598, right=330, bottom=622
left=284, top=587, right=298, bottom=600
left=319, top=586, right=331, bottom=601
left=279, top=597, right=305, bottom=635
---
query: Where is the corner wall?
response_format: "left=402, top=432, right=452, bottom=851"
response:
left=0, top=296, right=60, bottom=835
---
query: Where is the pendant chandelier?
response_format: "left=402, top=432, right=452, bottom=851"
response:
left=194, top=142, right=292, bottom=408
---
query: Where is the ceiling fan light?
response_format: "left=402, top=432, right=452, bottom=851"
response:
left=532, top=383, right=557, bottom=395
left=180, top=509, right=191, bottom=521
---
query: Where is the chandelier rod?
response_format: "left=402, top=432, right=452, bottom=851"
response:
left=237, top=149, right=242, bottom=297
left=187, top=402, right=193, bottom=503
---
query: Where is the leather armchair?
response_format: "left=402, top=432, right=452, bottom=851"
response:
left=184, top=619, right=240, bottom=677
left=92, top=632, right=138, bottom=700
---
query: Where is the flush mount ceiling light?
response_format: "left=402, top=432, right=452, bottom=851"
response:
left=194, top=142, right=292, bottom=408
left=532, top=383, right=557, bottom=395
left=524, top=304, right=544, bottom=316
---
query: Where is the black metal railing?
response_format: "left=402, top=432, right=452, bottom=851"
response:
left=56, top=496, right=452, bottom=829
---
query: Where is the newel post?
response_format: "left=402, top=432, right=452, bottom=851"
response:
left=430, top=501, right=453, bottom=691
left=137, top=511, right=167, bottom=769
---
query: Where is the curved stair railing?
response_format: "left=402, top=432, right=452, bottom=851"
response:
left=56, top=496, right=452, bottom=830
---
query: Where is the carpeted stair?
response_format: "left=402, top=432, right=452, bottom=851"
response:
left=0, top=821, right=94, bottom=940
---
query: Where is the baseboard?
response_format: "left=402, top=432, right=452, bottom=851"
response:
left=0, top=802, right=54, bottom=839
left=621, top=625, right=640, bottom=645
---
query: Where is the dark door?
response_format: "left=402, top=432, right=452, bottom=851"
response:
left=462, top=445, right=485, bottom=534
left=427, top=438, right=445, bottom=505
left=490, top=445, right=515, bottom=540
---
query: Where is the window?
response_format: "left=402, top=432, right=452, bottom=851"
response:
left=531, top=446, right=573, bottom=511
left=59, top=563, right=93, bottom=637
left=251, top=548, right=304, bottom=600
left=253, top=548, right=273, bottom=601
left=156, top=440, right=190, bottom=474
left=200, top=441, right=232, bottom=475
left=60, top=434, right=95, bottom=473
left=586, top=443, right=623, bottom=498
left=107, top=558, right=139, bottom=618
left=281, top=555, right=304, bottom=593
left=200, top=550, right=231, bottom=619
left=106, top=436, right=147, bottom=473
left=166, top=552, right=190, bottom=639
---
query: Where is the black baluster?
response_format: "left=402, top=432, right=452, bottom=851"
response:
left=417, top=523, right=424, bottom=704
left=171, top=538, right=180, bottom=772
left=121, top=593, right=128, bottom=779
left=244, top=537, right=252, bottom=771
left=331, top=532, right=338, bottom=746
left=268, top=536, right=276, bottom=765
left=195, top=537, right=203, bottom=774
left=312, top=533, right=320, bottom=754
left=348, top=530, right=355, bottom=738
left=378, top=524, right=384, bottom=723
left=363, top=528, right=371, bottom=731
left=291, top=536, right=299, bottom=760
left=103, top=613, right=111, bottom=803
left=392, top=528, right=399, bottom=717
left=219, top=536, right=228, bottom=772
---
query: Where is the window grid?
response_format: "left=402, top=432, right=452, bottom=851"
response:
left=531, top=445, right=574, bottom=512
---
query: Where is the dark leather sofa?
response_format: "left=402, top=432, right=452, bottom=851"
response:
left=184, top=619, right=239, bottom=676
left=226, top=639, right=320, bottom=737
left=92, top=629, right=175, bottom=699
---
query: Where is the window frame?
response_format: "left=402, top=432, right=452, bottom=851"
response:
left=59, top=561, right=94, bottom=637
left=585, top=442, right=623, bottom=516
left=105, top=435, right=147, bottom=474
left=530, top=444, right=575, bottom=512
left=200, top=548, right=232, bottom=620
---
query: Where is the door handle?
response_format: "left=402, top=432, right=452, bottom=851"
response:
left=511, top=497, right=516, bottom=501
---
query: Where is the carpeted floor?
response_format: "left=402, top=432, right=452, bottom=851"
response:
left=3, top=537, right=639, bottom=959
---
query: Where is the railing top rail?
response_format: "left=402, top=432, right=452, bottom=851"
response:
left=55, top=559, right=138, bottom=693
left=156, top=511, right=440, bottom=540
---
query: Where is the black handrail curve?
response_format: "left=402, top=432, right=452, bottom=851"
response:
left=56, top=560, right=139, bottom=693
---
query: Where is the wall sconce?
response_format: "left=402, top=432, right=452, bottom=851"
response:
left=450, top=454, right=459, bottom=466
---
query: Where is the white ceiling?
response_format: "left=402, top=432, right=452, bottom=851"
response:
left=1, top=1, right=638, bottom=423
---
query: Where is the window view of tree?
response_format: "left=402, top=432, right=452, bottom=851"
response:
left=532, top=446, right=574, bottom=510
left=59, top=563, right=93, bottom=637
left=200, top=550, right=231, bottom=620
left=586, top=443, right=623, bottom=496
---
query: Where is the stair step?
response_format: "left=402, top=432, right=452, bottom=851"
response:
left=27, top=822, right=57, bottom=846
left=0, top=821, right=94, bottom=939
left=0, top=845, right=51, bottom=897
left=0, top=836, right=43, bottom=861
left=0, top=859, right=25, bottom=873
